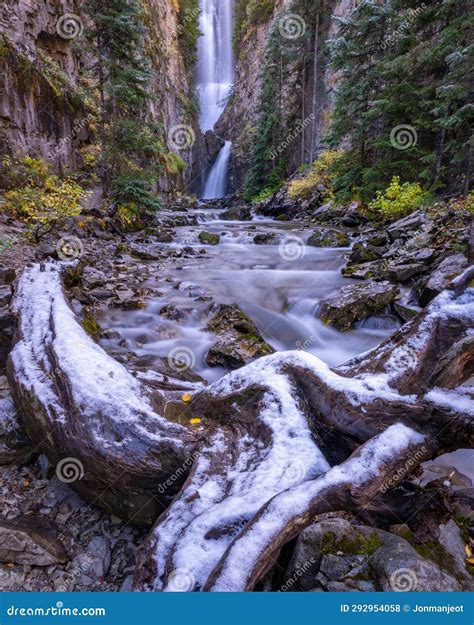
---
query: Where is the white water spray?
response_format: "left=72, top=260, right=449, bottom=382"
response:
left=197, top=0, right=234, bottom=198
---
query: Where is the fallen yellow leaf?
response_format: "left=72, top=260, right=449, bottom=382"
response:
left=190, top=418, right=201, bottom=425
left=182, top=393, right=192, bottom=403
left=465, top=544, right=472, bottom=557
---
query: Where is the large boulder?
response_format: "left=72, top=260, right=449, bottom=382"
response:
left=205, top=304, right=274, bottom=369
left=284, top=517, right=463, bottom=592
left=387, top=211, right=428, bottom=241
left=318, top=281, right=399, bottom=331
left=371, top=534, right=461, bottom=592
left=198, top=231, right=220, bottom=245
left=0, top=516, right=67, bottom=566
left=420, top=254, right=468, bottom=306
left=308, top=229, right=350, bottom=248
left=220, top=207, right=252, bottom=221
left=348, top=242, right=383, bottom=264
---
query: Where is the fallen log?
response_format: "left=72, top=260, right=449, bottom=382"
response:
left=6, top=261, right=473, bottom=590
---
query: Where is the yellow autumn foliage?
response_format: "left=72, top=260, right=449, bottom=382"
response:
left=288, top=150, right=343, bottom=201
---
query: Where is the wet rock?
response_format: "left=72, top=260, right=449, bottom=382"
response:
left=308, top=229, right=350, bottom=248
left=254, top=233, right=277, bottom=245
left=420, top=254, right=468, bottom=306
left=387, top=211, right=427, bottom=241
left=348, top=242, right=383, bottom=264
left=319, top=554, right=368, bottom=581
left=342, top=260, right=388, bottom=281
left=371, top=534, right=461, bottom=591
left=221, top=206, right=252, bottom=221
left=0, top=516, right=67, bottom=566
left=386, top=263, right=425, bottom=283
left=198, top=231, right=220, bottom=245
left=319, top=281, right=399, bottom=331
left=205, top=304, right=274, bottom=369
left=0, top=305, right=12, bottom=330
left=394, top=301, right=421, bottom=322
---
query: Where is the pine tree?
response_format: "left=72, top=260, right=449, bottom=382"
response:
left=84, top=0, right=163, bottom=212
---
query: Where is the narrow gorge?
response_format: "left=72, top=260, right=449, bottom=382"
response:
left=0, top=0, right=472, bottom=600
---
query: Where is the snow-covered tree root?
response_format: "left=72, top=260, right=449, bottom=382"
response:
left=6, top=262, right=474, bottom=590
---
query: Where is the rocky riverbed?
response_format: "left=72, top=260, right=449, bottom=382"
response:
left=0, top=197, right=472, bottom=592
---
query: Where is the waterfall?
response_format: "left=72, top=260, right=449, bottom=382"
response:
left=197, top=0, right=234, bottom=199
left=197, top=0, right=234, bottom=132
left=202, top=141, right=232, bottom=199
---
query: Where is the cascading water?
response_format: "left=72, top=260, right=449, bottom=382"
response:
left=197, top=0, right=234, bottom=132
left=202, top=140, right=232, bottom=199
left=197, top=0, right=234, bottom=198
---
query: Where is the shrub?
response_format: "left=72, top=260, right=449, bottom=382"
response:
left=0, top=157, right=85, bottom=240
left=369, top=177, right=430, bottom=220
left=288, top=150, right=344, bottom=201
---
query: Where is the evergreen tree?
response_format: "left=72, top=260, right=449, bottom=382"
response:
left=84, top=0, right=163, bottom=212
left=328, top=0, right=473, bottom=201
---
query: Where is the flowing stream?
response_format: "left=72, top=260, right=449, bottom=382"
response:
left=101, top=206, right=400, bottom=383
left=197, top=0, right=234, bottom=198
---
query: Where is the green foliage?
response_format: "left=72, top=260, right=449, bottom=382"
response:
left=328, top=0, right=473, bottom=201
left=0, top=157, right=85, bottom=241
left=177, top=0, right=201, bottom=69
left=83, top=0, right=165, bottom=212
left=369, top=177, right=430, bottom=220
left=288, top=150, right=343, bottom=200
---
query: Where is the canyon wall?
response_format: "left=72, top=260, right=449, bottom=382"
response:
left=218, top=0, right=356, bottom=193
left=0, top=0, right=197, bottom=191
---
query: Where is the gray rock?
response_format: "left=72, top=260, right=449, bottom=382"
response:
left=371, top=534, right=461, bottom=591
left=349, top=243, right=383, bottom=265
left=320, top=554, right=368, bottom=581
left=0, top=516, right=67, bottom=566
left=72, top=536, right=111, bottom=586
left=0, top=267, right=16, bottom=285
left=420, top=254, right=468, bottom=305
left=387, top=211, right=427, bottom=241
left=394, top=301, right=421, bottom=322
left=386, top=263, right=425, bottom=283
left=0, top=286, right=12, bottom=308
left=342, top=260, right=388, bottom=281
left=221, top=207, right=251, bottom=221
left=308, top=229, right=350, bottom=248
left=205, top=304, right=274, bottom=369
left=319, top=281, right=399, bottom=331
left=438, top=519, right=474, bottom=589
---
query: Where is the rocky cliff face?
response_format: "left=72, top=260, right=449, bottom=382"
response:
left=0, top=0, right=196, bottom=191
left=218, top=0, right=356, bottom=193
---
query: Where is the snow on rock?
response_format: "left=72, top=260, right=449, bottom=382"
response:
left=10, top=263, right=187, bottom=447
left=209, top=424, right=425, bottom=592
